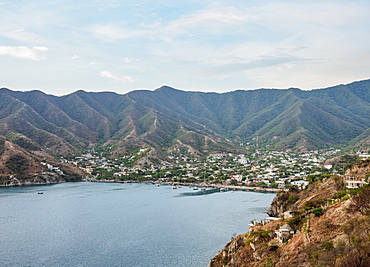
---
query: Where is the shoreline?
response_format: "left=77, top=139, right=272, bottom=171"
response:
left=0, top=179, right=280, bottom=193
left=84, top=179, right=281, bottom=193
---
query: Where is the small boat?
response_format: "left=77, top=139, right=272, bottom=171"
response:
left=193, top=186, right=198, bottom=190
left=172, top=186, right=178, bottom=189
left=37, top=192, right=44, bottom=194
left=220, top=187, right=228, bottom=192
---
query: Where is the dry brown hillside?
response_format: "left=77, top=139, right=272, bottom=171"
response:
left=0, top=135, right=86, bottom=186
left=209, top=161, right=370, bottom=267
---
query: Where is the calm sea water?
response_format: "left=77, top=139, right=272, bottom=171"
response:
left=0, top=182, right=275, bottom=267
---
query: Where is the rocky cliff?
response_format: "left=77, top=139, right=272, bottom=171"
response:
left=209, top=161, right=370, bottom=267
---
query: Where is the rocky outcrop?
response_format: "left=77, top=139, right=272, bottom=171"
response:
left=346, top=159, right=370, bottom=179
left=267, top=189, right=298, bottom=217
left=209, top=162, right=370, bottom=267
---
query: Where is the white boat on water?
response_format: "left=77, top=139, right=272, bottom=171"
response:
left=193, top=186, right=198, bottom=190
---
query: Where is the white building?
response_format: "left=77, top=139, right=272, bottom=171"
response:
left=290, top=180, right=309, bottom=189
left=345, top=175, right=368, bottom=189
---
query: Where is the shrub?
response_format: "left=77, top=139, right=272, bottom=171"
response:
left=333, top=191, right=346, bottom=199
left=312, top=207, right=323, bottom=217
left=261, top=257, right=275, bottom=267
left=287, top=214, right=303, bottom=231
left=303, top=198, right=326, bottom=210
left=288, top=194, right=299, bottom=203
left=348, top=187, right=364, bottom=196
left=320, top=241, right=334, bottom=250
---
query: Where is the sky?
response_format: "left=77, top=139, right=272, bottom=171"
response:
left=1, top=0, right=370, bottom=96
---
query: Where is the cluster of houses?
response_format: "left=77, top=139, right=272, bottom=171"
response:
left=57, top=146, right=370, bottom=191
left=59, top=148, right=351, bottom=190
left=41, top=162, right=64, bottom=175
left=221, top=150, right=334, bottom=189
left=245, top=152, right=370, bottom=248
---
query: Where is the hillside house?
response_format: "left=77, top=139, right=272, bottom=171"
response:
left=345, top=175, right=368, bottom=189
left=290, top=180, right=309, bottom=189
left=359, top=154, right=370, bottom=160
left=275, top=224, right=294, bottom=242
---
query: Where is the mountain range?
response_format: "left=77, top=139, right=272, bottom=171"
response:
left=1, top=79, right=370, bottom=159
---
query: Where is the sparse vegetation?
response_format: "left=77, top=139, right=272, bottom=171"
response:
left=0, top=139, right=5, bottom=155
left=13, top=137, right=40, bottom=151
left=210, top=160, right=370, bottom=267
left=347, top=185, right=370, bottom=215
left=5, top=155, right=27, bottom=177
left=247, top=229, right=272, bottom=243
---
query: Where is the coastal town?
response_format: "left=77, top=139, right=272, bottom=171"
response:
left=57, top=147, right=359, bottom=191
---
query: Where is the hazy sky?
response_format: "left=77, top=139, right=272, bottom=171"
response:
left=1, top=0, right=370, bottom=96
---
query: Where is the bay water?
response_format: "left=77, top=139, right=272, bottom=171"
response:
left=0, top=182, right=276, bottom=267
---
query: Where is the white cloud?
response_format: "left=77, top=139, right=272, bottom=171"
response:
left=160, top=6, right=254, bottom=38
left=90, top=23, right=149, bottom=42
left=72, top=54, right=80, bottom=60
left=99, top=70, right=136, bottom=82
left=160, top=2, right=367, bottom=40
left=0, top=46, right=48, bottom=60
left=123, top=57, right=140, bottom=63
left=123, top=57, right=133, bottom=63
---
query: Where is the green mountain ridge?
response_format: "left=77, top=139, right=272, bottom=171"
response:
left=1, top=79, right=370, bottom=158
left=128, top=80, right=370, bottom=151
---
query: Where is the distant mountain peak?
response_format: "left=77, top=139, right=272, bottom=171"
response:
left=155, top=85, right=181, bottom=92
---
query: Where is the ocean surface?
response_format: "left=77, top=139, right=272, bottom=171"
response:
left=0, top=182, right=276, bottom=267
